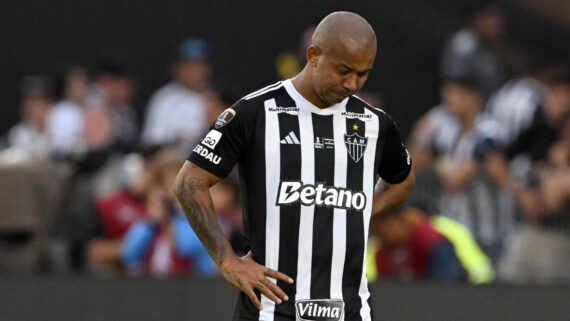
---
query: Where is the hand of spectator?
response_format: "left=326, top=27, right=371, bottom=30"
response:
left=219, top=251, right=293, bottom=310
left=541, top=168, right=570, bottom=213
left=485, top=153, right=512, bottom=188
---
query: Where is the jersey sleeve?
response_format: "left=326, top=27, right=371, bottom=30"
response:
left=188, top=99, right=256, bottom=178
left=377, top=115, right=412, bottom=184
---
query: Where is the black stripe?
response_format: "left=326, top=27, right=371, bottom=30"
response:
left=234, top=96, right=272, bottom=320
left=273, top=94, right=301, bottom=321
left=343, top=99, right=366, bottom=321
left=310, top=114, right=336, bottom=299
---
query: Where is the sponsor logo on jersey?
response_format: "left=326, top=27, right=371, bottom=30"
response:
left=340, top=111, right=372, bottom=121
left=295, top=299, right=344, bottom=321
left=193, top=144, right=222, bottom=165
left=201, top=129, right=223, bottom=149
left=314, top=137, right=334, bottom=150
left=344, top=133, right=368, bottom=163
left=277, top=181, right=366, bottom=211
left=214, top=108, right=236, bottom=129
left=268, top=106, right=300, bottom=114
left=281, top=131, right=300, bottom=145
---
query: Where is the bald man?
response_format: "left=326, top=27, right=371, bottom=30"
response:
left=175, top=11, right=415, bottom=321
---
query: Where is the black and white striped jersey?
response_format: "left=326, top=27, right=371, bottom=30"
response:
left=189, top=79, right=412, bottom=321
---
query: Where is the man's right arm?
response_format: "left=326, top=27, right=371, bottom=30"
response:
left=173, top=161, right=292, bottom=310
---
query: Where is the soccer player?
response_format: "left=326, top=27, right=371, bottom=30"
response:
left=174, top=11, right=415, bottom=321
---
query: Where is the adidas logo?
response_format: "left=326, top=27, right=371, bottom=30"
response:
left=280, top=131, right=300, bottom=144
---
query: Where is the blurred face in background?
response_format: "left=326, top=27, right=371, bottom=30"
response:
left=65, top=68, right=88, bottom=104
left=442, top=83, right=481, bottom=119
left=202, top=90, right=227, bottom=125
left=371, top=213, right=409, bottom=250
left=175, top=60, right=211, bottom=92
left=545, top=83, right=570, bottom=122
left=473, top=7, right=505, bottom=43
left=22, top=95, right=53, bottom=132
left=98, top=74, right=134, bottom=106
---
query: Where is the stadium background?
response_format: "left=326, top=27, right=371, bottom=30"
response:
left=2, top=0, right=569, bottom=137
left=1, top=0, right=570, bottom=320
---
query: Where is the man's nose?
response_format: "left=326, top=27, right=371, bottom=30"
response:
left=342, top=75, right=358, bottom=93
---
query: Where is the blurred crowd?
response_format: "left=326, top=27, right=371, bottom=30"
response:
left=0, top=5, right=569, bottom=286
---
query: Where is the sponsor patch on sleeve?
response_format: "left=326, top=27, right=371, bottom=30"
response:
left=201, top=129, right=223, bottom=149
left=214, top=108, right=236, bottom=129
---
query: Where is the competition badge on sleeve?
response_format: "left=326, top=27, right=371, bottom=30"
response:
left=215, top=108, right=236, bottom=129
left=344, top=132, right=368, bottom=163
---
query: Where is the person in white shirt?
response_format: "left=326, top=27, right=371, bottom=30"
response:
left=141, top=38, right=211, bottom=155
left=7, top=76, right=55, bottom=160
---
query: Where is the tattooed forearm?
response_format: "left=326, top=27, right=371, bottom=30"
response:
left=175, top=175, right=231, bottom=266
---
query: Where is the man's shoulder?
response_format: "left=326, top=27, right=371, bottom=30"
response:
left=350, top=95, right=392, bottom=121
left=231, top=81, right=289, bottom=113
left=241, top=81, right=287, bottom=103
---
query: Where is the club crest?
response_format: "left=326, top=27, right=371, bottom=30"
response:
left=344, top=133, right=368, bottom=163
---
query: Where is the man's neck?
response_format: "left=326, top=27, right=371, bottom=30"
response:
left=291, top=68, right=329, bottom=109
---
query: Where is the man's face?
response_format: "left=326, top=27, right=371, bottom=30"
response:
left=442, top=84, right=481, bottom=118
left=176, top=60, right=211, bottom=92
left=309, top=39, right=375, bottom=106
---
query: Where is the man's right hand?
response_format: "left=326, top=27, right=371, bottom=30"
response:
left=220, top=251, right=293, bottom=310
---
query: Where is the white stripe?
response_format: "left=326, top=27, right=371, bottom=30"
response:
left=359, top=108, right=379, bottom=321
left=296, top=108, right=315, bottom=300
left=285, top=136, right=294, bottom=144
left=261, top=98, right=281, bottom=321
left=330, top=107, right=347, bottom=300
left=245, top=82, right=283, bottom=100
left=290, top=131, right=301, bottom=144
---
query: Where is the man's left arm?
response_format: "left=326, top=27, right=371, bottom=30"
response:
left=373, top=115, right=415, bottom=217
left=372, top=170, right=415, bottom=217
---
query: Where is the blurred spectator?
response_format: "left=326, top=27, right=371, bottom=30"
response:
left=486, top=66, right=570, bottom=188
left=202, top=83, right=240, bottom=128
left=497, top=118, right=570, bottom=284
left=141, top=38, right=211, bottom=155
left=6, top=75, right=55, bottom=160
left=484, top=67, right=570, bottom=283
left=441, top=5, right=517, bottom=99
left=120, top=152, right=217, bottom=277
left=84, top=61, right=138, bottom=154
left=412, top=77, right=511, bottom=262
left=47, top=66, right=89, bottom=158
left=367, top=200, right=468, bottom=282
left=485, top=61, right=547, bottom=144
left=209, top=177, right=246, bottom=256
left=275, top=26, right=315, bottom=80
left=86, top=149, right=157, bottom=274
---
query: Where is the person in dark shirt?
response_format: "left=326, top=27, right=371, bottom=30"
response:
left=369, top=201, right=467, bottom=281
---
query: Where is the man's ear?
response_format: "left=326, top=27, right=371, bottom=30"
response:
left=307, top=45, right=321, bottom=67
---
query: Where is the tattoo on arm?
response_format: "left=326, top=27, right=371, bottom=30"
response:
left=176, top=176, right=230, bottom=266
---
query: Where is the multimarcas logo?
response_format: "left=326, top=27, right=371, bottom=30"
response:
left=276, top=181, right=366, bottom=211
left=295, top=299, right=345, bottom=321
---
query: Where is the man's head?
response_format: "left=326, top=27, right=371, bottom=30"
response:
left=544, top=66, right=570, bottom=125
left=94, top=61, right=134, bottom=106
left=20, top=75, right=54, bottom=131
left=371, top=201, right=430, bottom=249
left=441, top=77, right=482, bottom=119
left=305, top=12, right=377, bottom=107
left=174, top=38, right=211, bottom=92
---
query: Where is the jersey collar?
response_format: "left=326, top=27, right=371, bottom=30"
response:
left=283, top=79, right=348, bottom=115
